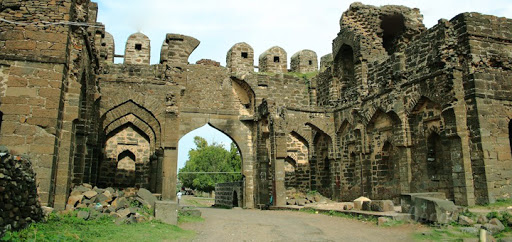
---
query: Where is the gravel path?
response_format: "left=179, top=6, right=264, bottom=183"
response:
left=180, top=207, right=425, bottom=241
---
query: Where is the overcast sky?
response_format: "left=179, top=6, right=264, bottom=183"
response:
left=93, top=0, right=512, bottom=170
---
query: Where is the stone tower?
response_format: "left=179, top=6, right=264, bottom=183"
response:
left=290, top=49, right=318, bottom=73
left=124, top=32, right=150, bottom=65
left=259, top=46, right=287, bottom=73
left=226, top=42, right=254, bottom=74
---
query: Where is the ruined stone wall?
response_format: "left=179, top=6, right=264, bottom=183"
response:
left=0, top=152, right=43, bottom=235
left=214, top=181, right=243, bottom=208
left=0, top=0, right=102, bottom=208
left=450, top=13, right=512, bottom=203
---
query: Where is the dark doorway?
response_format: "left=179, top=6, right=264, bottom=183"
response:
left=233, top=191, right=238, bottom=207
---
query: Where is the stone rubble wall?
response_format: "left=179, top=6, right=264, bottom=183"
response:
left=215, top=181, right=243, bottom=208
left=0, top=152, right=43, bottom=236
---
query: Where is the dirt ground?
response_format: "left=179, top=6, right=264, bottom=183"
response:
left=180, top=206, right=426, bottom=241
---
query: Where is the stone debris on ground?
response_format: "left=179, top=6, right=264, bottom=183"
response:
left=285, top=192, right=332, bottom=206
left=65, top=185, right=158, bottom=224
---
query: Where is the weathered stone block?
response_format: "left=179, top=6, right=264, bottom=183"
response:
left=370, top=200, right=394, bottom=212
left=155, top=201, right=178, bottom=225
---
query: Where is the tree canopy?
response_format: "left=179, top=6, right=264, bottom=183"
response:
left=178, top=136, right=242, bottom=192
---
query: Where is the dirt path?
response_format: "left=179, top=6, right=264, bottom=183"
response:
left=180, top=207, right=425, bottom=241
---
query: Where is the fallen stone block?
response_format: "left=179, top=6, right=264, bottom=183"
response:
left=370, top=200, right=394, bottom=212
left=458, top=215, right=475, bottom=226
left=286, top=199, right=296, bottom=205
left=77, top=210, right=90, bottom=220
left=354, top=197, right=371, bottom=210
left=137, top=188, right=157, bottom=208
left=67, top=195, right=84, bottom=207
left=400, top=192, right=446, bottom=214
left=83, top=190, right=98, bottom=200
left=411, top=196, right=460, bottom=224
left=117, top=208, right=131, bottom=218
left=362, top=201, right=372, bottom=211
left=155, top=201, right=177, bottom=225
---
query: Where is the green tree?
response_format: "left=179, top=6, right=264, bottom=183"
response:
left=178, top=137, right=242, bottom=192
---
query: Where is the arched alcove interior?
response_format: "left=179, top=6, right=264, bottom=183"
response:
left=334, top=44, right=355, bottom=87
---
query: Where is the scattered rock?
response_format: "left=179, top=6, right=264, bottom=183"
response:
left=490, top=218, right=505, bottom=231
left=477, top=215, right=489, bottom=224
left=77, top=210, right=90, bottom=220
left=297, top=199, right=307, bottom=206
left=83, top=190, right=98, bottom=199
left=287, top=199, right=296, bottom=205
left=117, top=208, right=131, bottom=218
left=459, top=215, right=475, bottom=226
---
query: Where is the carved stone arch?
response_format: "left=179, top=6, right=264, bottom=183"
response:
left=101, top=94, right=165, bottom=120
left=336, top=119, right=352, bottom=135
left=406, top=94, right=441, bottom=115
left=101, top=100, right=161, bottom=146
left=104, top=114, right=157, bottom=152
left=289, top=130, right=310, bottom=148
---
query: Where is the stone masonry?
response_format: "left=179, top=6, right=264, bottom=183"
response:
left=0, top=1, right=511, bottom=211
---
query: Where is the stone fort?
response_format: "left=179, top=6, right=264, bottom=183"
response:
left=0, top=0, right=511, bottom=210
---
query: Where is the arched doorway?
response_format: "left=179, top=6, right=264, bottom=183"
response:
left=177, top=124, right=243, bottom=206
left=116, top=150, right=136, bottom=187
left=233, top=191, right=238, bottom=207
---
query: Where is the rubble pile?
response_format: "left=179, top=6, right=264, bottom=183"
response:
left=66, top=185, right=158, bottom=224
left=0, top=150, right=43, bottom=235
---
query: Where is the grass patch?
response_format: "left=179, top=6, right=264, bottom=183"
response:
left=414, top=228, right=475, bottom=241
left=471, top=198, right=512, bottom=210
left=1, top=212, right=194, bottom=241
left=178, top=213, right=204, bottom=224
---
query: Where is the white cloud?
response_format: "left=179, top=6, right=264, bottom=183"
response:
left=95, top=0, right=512, bottom=66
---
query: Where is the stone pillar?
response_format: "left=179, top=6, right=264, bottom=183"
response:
left=161, top=147, right=178, bottom=200
left=274, top=133, right=287, bottom=206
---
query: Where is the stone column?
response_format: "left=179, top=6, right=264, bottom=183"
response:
left=161, top=147, right=178, bottom=200
left=274, top=133, right=287, bottom=206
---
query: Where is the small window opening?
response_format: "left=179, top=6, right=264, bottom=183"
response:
left=380, top=14, right=406, bottom=55
left=135, top=44, right=142, bottom=51
left=241, top=52, right=248, bottom=58
left=308, top=60, right=313, bottom=65
left=273, top=56, right=280, bottom=63
left=101, top=43, right=106, bottom=47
